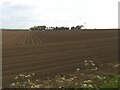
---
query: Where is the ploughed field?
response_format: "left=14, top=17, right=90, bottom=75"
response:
left=2, top=30, right=118, bottom=87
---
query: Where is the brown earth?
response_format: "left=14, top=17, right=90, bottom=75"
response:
left=2, top=30, right=118, bottom=87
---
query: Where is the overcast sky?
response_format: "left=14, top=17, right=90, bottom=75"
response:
left=0, top=0, right=119, bottom=29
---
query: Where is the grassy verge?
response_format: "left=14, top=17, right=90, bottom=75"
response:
left=9, top=60, right=119, bottom=88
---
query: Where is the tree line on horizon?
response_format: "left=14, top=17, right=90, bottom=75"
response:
left=30, top=25, right=84, bottom=31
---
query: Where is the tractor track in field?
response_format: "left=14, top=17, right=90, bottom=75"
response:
left=3, top=44, right=116, bottom=65
left=12, top=31, right=44, bottom=45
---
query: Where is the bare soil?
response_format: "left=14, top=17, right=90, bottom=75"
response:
left=2, top=30, right=118, bottom=87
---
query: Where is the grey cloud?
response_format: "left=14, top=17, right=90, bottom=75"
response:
left=1, top=2, right=33, bottom=15
left=10, top=4, right=32, bottom=10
